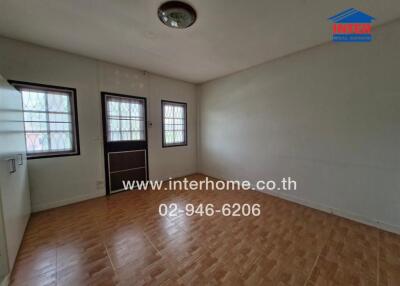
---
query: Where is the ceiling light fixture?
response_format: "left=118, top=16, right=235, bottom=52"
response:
left=158, top=1, right=197, bottom=29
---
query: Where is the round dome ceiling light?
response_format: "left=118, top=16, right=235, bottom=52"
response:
left=158, top=1, right=197, bottom=29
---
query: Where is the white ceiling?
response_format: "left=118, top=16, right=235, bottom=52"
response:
left=0, top=0, right=400, bottom=83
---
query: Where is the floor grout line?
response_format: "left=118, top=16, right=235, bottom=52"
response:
left=54, top=212, right=59, bottom=286
left=303, top=225, right=331, bottom=286
left=303, top=244, right=324, bottom=286
left=55, top=238, right=58, bottom=286
left=104, top=241, right=117, bottom=272
left=95, top=218, right=117, bottom=273
left=143, top=230, right=162, bottom=256
left=377, top=230, right=380, bottom=286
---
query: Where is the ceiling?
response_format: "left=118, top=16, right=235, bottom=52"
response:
left=0, top=0, right=400, bottom=83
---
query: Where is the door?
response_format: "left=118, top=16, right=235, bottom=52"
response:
left=101, top=92, right=148, bottom=194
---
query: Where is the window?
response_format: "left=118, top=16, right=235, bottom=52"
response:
left=10, top=81, right=80, bottom=159
left=105, top=94, right=145, bottom=142
left=162, top=100, right=187, bottom=147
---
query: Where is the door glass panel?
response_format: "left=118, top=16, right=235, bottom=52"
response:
left=105, top=95, right=145, bottom=142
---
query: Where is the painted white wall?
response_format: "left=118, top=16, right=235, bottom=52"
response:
left=0, top=37, right=197, bottom=212
left=198, top=21, right=400, bottom=233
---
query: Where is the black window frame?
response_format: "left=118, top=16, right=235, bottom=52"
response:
left=9, top=80, right=80, bottom=160
left=161, top=100, right=188, bottom=148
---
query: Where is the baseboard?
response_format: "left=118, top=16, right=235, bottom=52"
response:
left=32, top=191, right=105, bottom=212
left=0, top=274, right=9, bottom=286
left=156, top=172, right=201, bottom=182
left=197, top=172, right=400, bottom=235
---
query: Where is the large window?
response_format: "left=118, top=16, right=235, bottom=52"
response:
left=10, top=81, right=80, bottom=159
left=162, top=100, right=187, bottom=147
left=105, top=94, right=145, bottom=142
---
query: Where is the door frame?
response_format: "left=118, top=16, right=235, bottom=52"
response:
left=100, top=91, right=149, bottom=195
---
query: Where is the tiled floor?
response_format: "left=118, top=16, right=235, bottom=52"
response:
left=10, top=175, right=400, bottom=285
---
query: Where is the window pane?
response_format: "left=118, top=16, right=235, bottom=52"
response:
left=121, top=131, right=131, bottom=141
left=110, top=131, right=121, bottom=141
left=47, top=93, right=70, bottom=112
left=120, top=119, right=130, bottom=131
left=50, top=132, right=72, bottom=151
left=109, top=119, right=120, bottom=131
left=174, top=106, right=184, bottom=118
left=24, top=111, right=47, bottom=122
left=164, top=118, right=173, bottom=125
left=49, top=122, right=71, bottom=131
left=174, top=118, right=184, bottom=125
left=164, top=124, right=174, bottom=131
left=130, top=120, right=139, bottom=130
left=25, top=133, right=49, bottom=153
left=174, top=131, right=184, bottom=143
left=25, top=121, right=48, bottom=132
left=107, top=101, right=120, bottom=116
left=131, top=103, right=142, bottom=117
left=22, top=90, right=46, bottom=111
left=120, top=102, right=130, bottom=114
left=164, top=105, right=173, bottom=118
left=165, top=131, right=174, bottom=143
left=49, top=113, right=71, bottom=123
left=174, top=124, right=185, bottom=131
left=131, top=132, right=139, bottom=141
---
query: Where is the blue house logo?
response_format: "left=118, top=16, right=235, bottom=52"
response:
left=328, top=8, right=375, bottom=42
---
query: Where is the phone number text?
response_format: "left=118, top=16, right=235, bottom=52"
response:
left=159, top=203, right=261, bottom=217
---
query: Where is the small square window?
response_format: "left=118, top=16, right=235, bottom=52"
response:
left=162, top=100, right=187, bottom=147
left=10, top=81, right=80, bottom=159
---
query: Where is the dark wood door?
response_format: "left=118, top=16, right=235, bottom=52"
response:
left=101, top=92, right=148, bottom=194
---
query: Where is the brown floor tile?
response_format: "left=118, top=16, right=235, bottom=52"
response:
left=379, top=231, right=400, bottom=286
left=9, top=175, right=400, bottom=286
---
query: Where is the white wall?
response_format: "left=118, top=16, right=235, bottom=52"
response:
left=0, top=75, right=31, bottom=278
left=199, top=20, right=400, bottom=233
left=0, top=37, right=197, bottom=212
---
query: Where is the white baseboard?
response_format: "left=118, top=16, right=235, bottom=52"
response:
left=154, top=172, right=200, bottom=182
left=255, top=186, right=400, bottom=235
left=0, top=274, right=9, bottom=286
left=32, top=191, right=105, bottom=212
